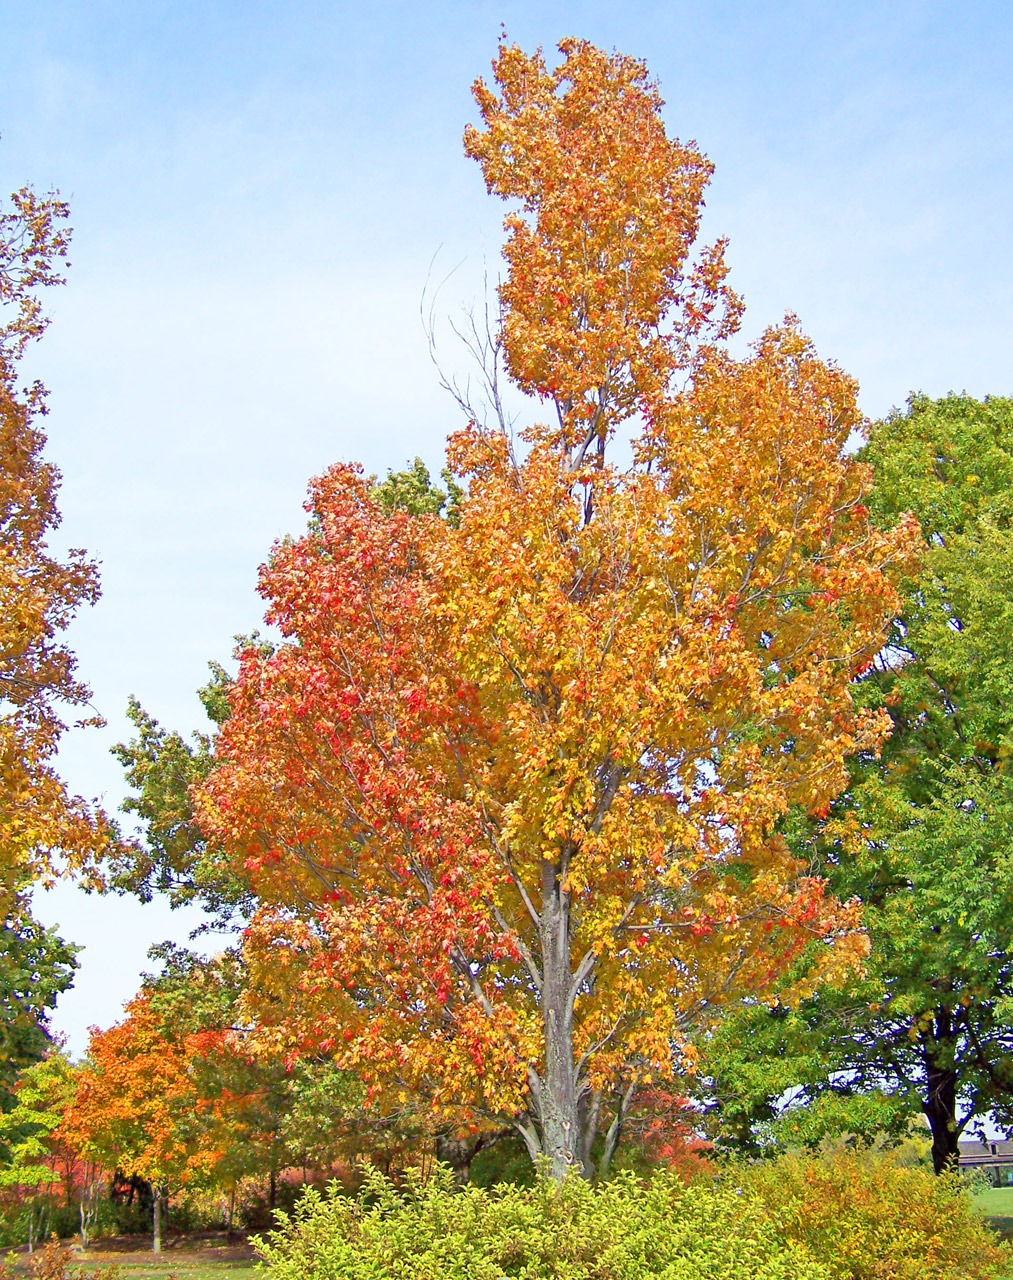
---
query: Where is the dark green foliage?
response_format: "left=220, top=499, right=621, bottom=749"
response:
left=467, top=1131, right=536, bottom=1187
left=141, top=941, right=245, bottom=1033
left=0, top=911, right=76, bottom=1106
left=110, top=661, right=252, bottom=930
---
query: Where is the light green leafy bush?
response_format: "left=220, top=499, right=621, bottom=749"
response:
left=255, top=1164, right=827, bottom=1280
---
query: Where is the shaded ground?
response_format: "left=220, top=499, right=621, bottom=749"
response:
left=3, top=1235, right=260, bottom=1280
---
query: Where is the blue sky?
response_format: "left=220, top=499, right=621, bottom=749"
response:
left=3, top=0, right=1012, bottom=1052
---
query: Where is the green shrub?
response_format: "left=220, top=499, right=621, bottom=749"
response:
left=742, top=1153, right=1010, bottom=1280
left=255, top=1164, right=828, bottom=1280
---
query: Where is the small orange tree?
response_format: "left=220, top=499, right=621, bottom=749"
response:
left=196, top=39, right=919, bottom=1180
left=62, top=994, right=206, bottom=1250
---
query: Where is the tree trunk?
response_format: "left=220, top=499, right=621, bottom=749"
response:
left=269, top=1167, right=277, bottom=1210
left=539, top=857, right=586, bottom=1180
left=152, top=1188, right=162, bottom=1253
left=597, top=1081, right=637, bottom=1182
left=924, top=1035, right=960, bottom=1175
left=435, top=1133, right=495, bottom=1185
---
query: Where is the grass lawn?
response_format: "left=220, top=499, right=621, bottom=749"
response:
left=975, top=1186, right=1013, bottom=1218
left=974, top=1185, right=1013, bottom=1274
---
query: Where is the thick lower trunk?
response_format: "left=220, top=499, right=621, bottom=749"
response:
left=924, top=1041, right=960, bottom=1175
left=540, top=858, right=587, bottom=1181
left=542, top=1020, right=581, bottom=1180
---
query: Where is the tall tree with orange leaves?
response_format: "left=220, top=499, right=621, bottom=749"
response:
left=1, top=165, right=112, bottom=1079
left=0, top=179, right=107, bottom=894
left=194, top=38, right=920, bottom=1181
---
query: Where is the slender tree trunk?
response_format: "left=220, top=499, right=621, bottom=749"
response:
left=152, top=1189, right=162, bottom=1253
left=924, top=1032, right=960, bottom=1175
left=269, top=1167, right=277, bottom=1210
left=597, top=1081, right=637, bottom=1182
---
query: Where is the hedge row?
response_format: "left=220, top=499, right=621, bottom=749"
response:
left=255, top=1155, right=1010, bottom=1280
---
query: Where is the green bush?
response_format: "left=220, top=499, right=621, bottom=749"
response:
left=255, top=1164, right=828, bottom=1280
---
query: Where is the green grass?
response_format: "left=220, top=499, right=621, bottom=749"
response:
left=974, top=1186, right=1013, bottom=1277
left=976, top=1186, right=1013, bottom=1217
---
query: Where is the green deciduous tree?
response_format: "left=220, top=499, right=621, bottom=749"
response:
left=109, top=664, right=251, bottom=930
left=0, top=1050, right=76, bottom=1250
left=0, top=913, right=76, bottom=1105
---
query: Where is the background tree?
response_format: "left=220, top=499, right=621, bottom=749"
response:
left=0, top=1051, right=76, bottom=1250
left=108, top=663, right=252, bottom=931
left=195, top=38, right=918, bottom=1182
left=696, top=394, right=1013, bottom=1174
left=142, top=944, right=302, bottom=1219
left=62, top=992, right=200, bottom=1251
left=0, top=913, right=76, bottom=1107
left=146, top=942, right=464, bottom=1194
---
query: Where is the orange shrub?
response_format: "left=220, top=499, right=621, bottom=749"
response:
left=744, top=1154, right=1009, bottom=1280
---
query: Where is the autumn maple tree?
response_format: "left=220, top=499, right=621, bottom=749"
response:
left=194, top=38, right=919, bottom=1180
left=1, top=167, right=112, bottom=1072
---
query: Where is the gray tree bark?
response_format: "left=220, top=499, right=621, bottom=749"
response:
left=152, top=1188, right=162, bottom=1253
left=539, top=855, right=584, bottom=1179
